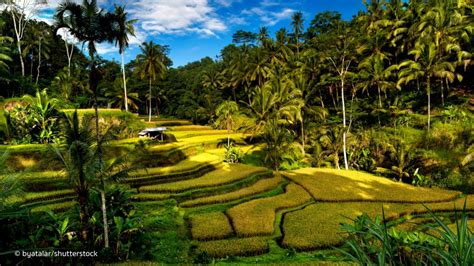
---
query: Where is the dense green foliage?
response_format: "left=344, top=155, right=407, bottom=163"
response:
left=0, top=0, right=473, bottom=264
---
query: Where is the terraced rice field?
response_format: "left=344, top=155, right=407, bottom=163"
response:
left=8, top=123, right=473, bottom=260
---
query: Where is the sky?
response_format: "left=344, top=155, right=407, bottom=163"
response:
left=5, top=0, right=367, bottom=67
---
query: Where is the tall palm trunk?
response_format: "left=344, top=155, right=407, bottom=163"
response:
left=121, top=52, right=128, bottom=111
left=342, top=77, right=348, bottom=170
left=17, top=41, right=25, bottom=76
left=77, top=162, right=90, bottom=244
left=227, top=116, right=231, bottom=147
left=301, top=111, right=305, bottom=156
left=90, top=47, right=109, bottom=249
left=148, top=78, right=152, bottom=122
left=440, top=79, right=444, bottom=107
left=35, top=38, right=42, bottom=85
left=377, top=85, right=382, bottom=126
left=427, top=76, right=431, bottom=132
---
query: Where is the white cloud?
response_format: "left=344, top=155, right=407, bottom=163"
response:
left=228, top=15, right=247, bottom=25
left=129, top=0, right=227, bottom=37
left=242, top=6, right=295, bottom=26
left=96, top=42, right=117, bottom=55
left=214, top=0, right=241, bottom=7
left=261, top=0, right=280, bottom=7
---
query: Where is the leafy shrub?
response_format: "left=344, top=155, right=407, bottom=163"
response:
left=6, top=90, right=63, bottom=144
left=224, top=143, right=243, bottom=163
left=338, top=202, right=474, bottom=265
left=349, top=147, right=377, bottom=172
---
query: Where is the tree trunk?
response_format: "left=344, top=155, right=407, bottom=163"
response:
left=301, top=112, right=305, bottom=156
left=90, top=46, right=109, bottom=249
left=148, top=78, right=152, bottom=122
left=227, top=116, right=231, bottom=147
left=440, top=79, right=444, bottom=107
left=427, top=77, right=431, bottom=132
left=121, top=52, right=128, bottom=112
left=30, top=50, right=34, bottom=81
left=65, top=40, right=73, bottom=77
left=377, top=85, right=382, bottom=126
left=156, top=98, right=160, bottom=117
left=77, top=189, right=90, bottom=244
left=17, top=41, right=25, bottom=76
left=35, top=38, right=41, bottom=85
left=341, top=76, right=348, bottom=170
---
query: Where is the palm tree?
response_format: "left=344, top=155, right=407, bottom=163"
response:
left=357, top=54, right=397, bottom=124
left=112, top=4, right=137, bottom=112
left=135, top=41, right=166, bottom=122
left=105, top=78, right=140, bottom=111
left=418, top=0, right=471, bottom=106
left=326, top=25, right=355, bottom=170
left=398, top=42, right=461, bottom=132
left=54, top=111, right=95, bottom=244
left=258, top=26, right=269, bottom=47
left=215, top=100, right=239, bottom=147
left=291, top=11, right=304, bottom=56
left=0, top=24, right=12, bottom=73
left=54, top=0, right=120, bottom=249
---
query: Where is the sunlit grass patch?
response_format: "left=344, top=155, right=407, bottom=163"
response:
left=131, top=193, right=171, bottom=201
left=170, top=130, right=228, bottom=139
left=168, top=125, right=212, bottom=131
left=281, top=196, right=474, bottom=250
left=284, top=168, right=460, bottom=203
left=130, top=153, right=221, bottom=177
left=30, top=200, right=76, bottom=213
left=190, top=212, right=233, bottom=240
left=227, top=183, right=312, bottom=237
left=61, top=108, right=124, bottom=116
left=195, top=237, right=269, bottom=258
left=139, top=164, right=268, bottom=193
left=180, top=174, right=282, bottom=208
left=13, top=189, right=74, bottom=204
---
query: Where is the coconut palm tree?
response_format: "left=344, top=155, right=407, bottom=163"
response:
left=357, top=54, right=397, bottom=124
left=0, top=24, right=12, bottom=73
left=398, top=42, right=461, bottom=132
left=112, top=4, right=137, bottom=112
left=105, top=77, right=140, bottom=111
left=135, top=41, right=166, bottom=122
left=54, top=111, right=95, bottom=244
left=54, top=0, right=120, bottom=249
left=291, top=11, right=304, bottom=56
left=215, top=100, right=239, bottom=147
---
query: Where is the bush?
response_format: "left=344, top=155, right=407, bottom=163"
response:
left=224, top=143, right=243, bottom=163
left=338, top=202, right=474, bottom=265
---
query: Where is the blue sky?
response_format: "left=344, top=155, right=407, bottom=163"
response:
left=31, top=0, right=366, bottom=67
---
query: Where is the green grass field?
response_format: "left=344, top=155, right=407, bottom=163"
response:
left=7, top=122, right=472, bottom=262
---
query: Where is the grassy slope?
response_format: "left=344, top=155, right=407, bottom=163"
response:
left=284, top=168, right=460, bottom=203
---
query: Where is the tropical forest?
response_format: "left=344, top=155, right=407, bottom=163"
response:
left=0, top=0, right=473, bottom=264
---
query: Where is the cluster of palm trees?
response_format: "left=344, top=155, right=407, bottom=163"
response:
left=201, top=0, right=472, bottom=169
